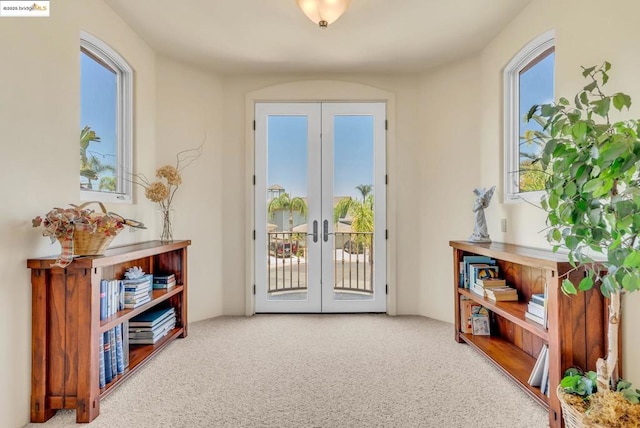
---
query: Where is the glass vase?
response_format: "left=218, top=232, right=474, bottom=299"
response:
left=156, top=207, right=174, bottom=242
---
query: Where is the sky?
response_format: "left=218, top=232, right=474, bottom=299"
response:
left=519, top=51, right=555, bottom=161
left=267, top=114, right=374, bottom=201
left=80, top=51, right=117, bottom=188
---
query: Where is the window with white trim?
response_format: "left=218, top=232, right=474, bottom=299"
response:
left=504, top=30, right=555, bottom=202
left=80, top=31, right=132, bottom=203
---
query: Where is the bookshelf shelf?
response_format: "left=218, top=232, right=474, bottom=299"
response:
left=28, top=240, right=190, bottom=423
left=100, top=327, right=184, bottom=399
left=450, top=241, right=609, bottom=428
left=458, top=333, right=547, bottom=407
left=99, top=285, right=184, bottom=332
left=458, top=288, right=549, bottom=340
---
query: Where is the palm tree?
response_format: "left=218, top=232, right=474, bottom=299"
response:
left=355, top=184, right=372, bottom=202
left=80, top=126, right=115, bottom=190
left=334, top=185, right=375, bottom=259
left=334, top=184, right=374, bottom=229
left=267, top=193, right=307, bottom=231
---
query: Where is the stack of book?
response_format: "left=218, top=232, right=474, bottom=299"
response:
left=128, top=307, right=176, bottom=345
left=122, top=274, right=153, bottom=309
left=525, top=293, right=547, bottom=327
left=484, top=285, right=518, bottom=302
left=470, top=277, right=508, bottom=298
left=153, top=273, right=176, bottom=290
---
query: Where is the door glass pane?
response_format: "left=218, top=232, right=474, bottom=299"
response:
left=266, top=116, right=308, bottom=301
left=332, top=115, right=374, bottom=301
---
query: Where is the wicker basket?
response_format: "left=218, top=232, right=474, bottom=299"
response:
left=61, top=201, right=121, bottom=256
left=70, top=228, right=118, bottom=255
left=557, top=386, right=606, bottom=428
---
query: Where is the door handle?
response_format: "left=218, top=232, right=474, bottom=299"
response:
left=312, top=220, right=318, bottom=243
left=323, top=220, right=329, bottom=242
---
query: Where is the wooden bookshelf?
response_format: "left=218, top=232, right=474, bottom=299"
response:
left=450, top=241, right=609, bottom=428
left=28, top=240, right=190, bottom=423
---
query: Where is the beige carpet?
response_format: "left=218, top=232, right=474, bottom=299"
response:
left=24, top=315, right=549, bottom=428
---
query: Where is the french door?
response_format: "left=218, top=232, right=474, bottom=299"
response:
left=254, top=102, right=386, bottom=313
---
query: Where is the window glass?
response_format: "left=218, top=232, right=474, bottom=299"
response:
left=80, top=49, right=118, bottom=192
left=80, top=32, right=132, bottom=203
left=518, top=48, right=554, bottom=193
left=503, top=31, right=555, bottom=202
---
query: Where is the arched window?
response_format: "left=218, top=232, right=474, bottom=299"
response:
left=80, top=31, right=133, bottom=203
left=504, top=30, right=555, bottom=202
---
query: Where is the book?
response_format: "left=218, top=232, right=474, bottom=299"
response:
left=469, top=263, right=499, bottom=287
left=109, top=328, right=117, bottom=379
left=471, top=313, right=490, bottom=335
left=100, top=279, right=107, bottom=320
left=525, top=311, right=545, bottom=325
left=153, top=273, right=175, bottom=284
left=531, top=293, right=545, bottom=305
left=124, top=290, right=151, bottom=298
left=123, top=294, right=151, bottom=309
left=462, top=256, right=496, bottom=288
left=540, top=344, right=551, bottom=395
left=129, top=306, right=175, bottom=327
left=111, top=279, right=120, bottom=316
left=121, top=273, right=153, bottom=286
left=153, top=279, right=176, bottom=290
left=528, top=344, right=548, bottom=386
left=460, top=297, right=480, bottom=334
left=469, top=282, right=486, bottom=298
left=103, top=331, right=112, bottom=384
left=115, top=324, right=125, bottom=375
left=122, top=320, right=129, bottom=368
left=98, top=333, right=105, bottom=389
left=485, top=287, right=518, bottom=302
left=128, top=316, right=176, bottom=344
left=476, top=278, right=506, bottom=287
left=128, top=316, right=176, bottom=338
left=527, top=301, right=545, bottom=318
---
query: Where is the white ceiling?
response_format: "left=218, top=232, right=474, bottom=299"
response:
left=105, top=0, right=532, bottom=75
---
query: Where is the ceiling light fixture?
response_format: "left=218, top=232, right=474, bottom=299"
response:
left=296, top=0, right=351, bottom=29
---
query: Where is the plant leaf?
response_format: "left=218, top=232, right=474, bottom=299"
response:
left=578, top=276, right=593, bottom=291
left=584, top=80, right=598, bottom=92
left=562, top=279, right=577, bottom=295
left=623, top=251, right=640, bottom=268
left=591, top=98, right=611, bottom=117
left=582, top=66, right=596, bottom=77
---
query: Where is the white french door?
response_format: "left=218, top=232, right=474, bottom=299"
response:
left=255, top=102, right=386, bottom=313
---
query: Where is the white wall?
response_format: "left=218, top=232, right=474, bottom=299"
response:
left=219, top=74, right=422, bottom=316
left=155, top=56, right=225, bottom=320
left=417, top=56, right=483, bottom=321
left=476, top=0, right=640, bottom=387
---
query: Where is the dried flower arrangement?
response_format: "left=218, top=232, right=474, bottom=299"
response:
left=130, top=141, right=203, bottom=241
left=32, top=202, right=144, bottom=267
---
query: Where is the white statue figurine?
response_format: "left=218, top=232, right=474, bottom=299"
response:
left=468, top=186, right=496, bottom=243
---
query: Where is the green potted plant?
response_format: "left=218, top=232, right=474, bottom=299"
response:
left=526, top=62, right=640, bottom=427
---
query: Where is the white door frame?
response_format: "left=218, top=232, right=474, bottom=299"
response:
left=254, top=101, right=386, bottom=313
left=244, top=80, right=398, bottom=316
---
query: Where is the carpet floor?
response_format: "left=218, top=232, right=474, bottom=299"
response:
left=24, top=315, right=549, bottom=428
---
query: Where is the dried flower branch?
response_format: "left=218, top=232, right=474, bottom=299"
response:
left=129, top=135, right=205, bottom=240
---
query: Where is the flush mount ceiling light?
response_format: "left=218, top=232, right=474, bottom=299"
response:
left=296, top=0, right=351, bottom=28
